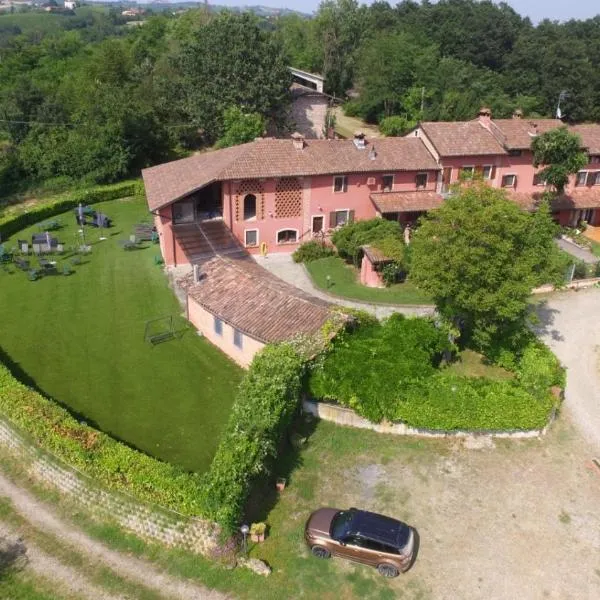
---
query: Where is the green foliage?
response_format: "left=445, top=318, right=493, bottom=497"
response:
left=595, top=261, right=600, bottom=278
left=309, top=314, right=450, bottom=423
left=379, top=115, right=417, bottom=137
left=410, top=183, right=562, bottom=350
left=0, top=180, right=136, bottom=239
left=215, top=106, right=265, bottom=149
left=531, top=128, right=588, bottom=193
left=517, top=343, right=564, bottom=399
left=0, top=363, right=207, bottom=515
left=331, top=218, right=401, bottom=266
left=200, top=344, right=305, bottom=532
left=292, top=240, right=336, bottom=263
left=573, top=260, right=589, bottom=280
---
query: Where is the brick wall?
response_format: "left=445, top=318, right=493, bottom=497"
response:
left=0, top=416, right=220, bottom=556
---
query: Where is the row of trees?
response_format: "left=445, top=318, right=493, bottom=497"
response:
left=0, top=10, right=290, bottom=190
left=277, top=0, right=600, bottom=127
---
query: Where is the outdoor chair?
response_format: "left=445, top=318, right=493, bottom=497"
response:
left=129, top=234, right=138, bottom=244
left=151, top=231, right=159, bottom=244
left=14, top=257, right=30, bottom=271
left=62, top=263, right=73, bottom=276
left=28, top=269, right=39, bottom=281
left=56, top=243, right=64, bottom=254
left=71, top=256, right=81, bottom=266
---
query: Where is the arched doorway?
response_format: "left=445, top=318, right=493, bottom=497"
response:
left=244, top=194, right=257, bottom=220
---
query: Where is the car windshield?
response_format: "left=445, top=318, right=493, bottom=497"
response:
left=330, top=511, right=354, bottom=540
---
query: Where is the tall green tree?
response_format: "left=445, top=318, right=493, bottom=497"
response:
left=410, top=183, right=561, bottom=350
left=215, top=106, right=265, bottom=148
left=531, top=127, right=588, bottom=194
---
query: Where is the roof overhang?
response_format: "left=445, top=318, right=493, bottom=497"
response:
left=370, top=191, right=443, bottom=214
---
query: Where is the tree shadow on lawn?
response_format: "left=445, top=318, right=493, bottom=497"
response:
left=244, top=413, right=318, bottom=526
left=531, top=299, right=563, bottom=342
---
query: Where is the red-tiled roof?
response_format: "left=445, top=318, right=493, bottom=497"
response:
left=370, top=191, right=443, bottom=213
left=362, top=245, right=392, bottom=264
left=142, top=137, right=440, bottom=211
left=569, top=124, right=600, bottom=155
left=508, top=189, right=600, bottom=211
left=491, top=119, right=563, bottom=150
left=420, top=121, right=506, bottom=156
left=179, top=256, right=331, bottom=343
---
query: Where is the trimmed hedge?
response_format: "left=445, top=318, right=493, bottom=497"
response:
left=0, top=363, right=206, bottom=515
left=309, top=316, right=563, bottom=431
left=292, top=240, right=336, bottom=263
left=0, top=180, right=138, bottom=240
left=199, top=344, right=305, bottom=532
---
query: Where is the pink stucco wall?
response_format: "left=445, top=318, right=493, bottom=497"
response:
left=360, top=255, right=384, bottom=287
left=187, top=296, right=264, bottom=368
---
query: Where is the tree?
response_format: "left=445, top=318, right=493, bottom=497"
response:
left=410, top=183, right=561, bottom=350
left=531, top=127, right=588, bottom=194
left=215, top=106, right=265, bottom=148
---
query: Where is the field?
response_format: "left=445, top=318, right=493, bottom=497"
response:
left=0, top=196, right=243, bottom=473
left=305, top=256, right=433, bottom=305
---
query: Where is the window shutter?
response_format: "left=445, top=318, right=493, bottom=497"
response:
left=490, top=166, right=496, bottom=180
left=348, top=210, right=355, bottom=223
left=329, top=211, right=337, bottom=228
left=343, top=177, right=348, bottom=192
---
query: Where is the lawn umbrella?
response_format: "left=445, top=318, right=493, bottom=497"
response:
left=46, top=231, right=51, bottom=252
left=78, top=203, right=84, bottom=225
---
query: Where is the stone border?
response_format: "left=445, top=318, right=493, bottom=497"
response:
left=533, top=277, right=600, bottom=294
left=302, top=399, right=556, bottom=440
left=0, top=415, right=220, bottom=557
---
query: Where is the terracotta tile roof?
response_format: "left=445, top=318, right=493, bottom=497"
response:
left=420, top=121, right=506, bottom=156
left=362, top=245, right=391, bottom=264
left=491, top=119, right=563, bottom=150
left=569, top=124, right=600, bottom=154
left=179, top=256, right=331, bottom=343
left=143, top=137, right=439, bottom=211
left=370, top=191, right=443, bottom=213
left=508, top=189, right=600, bottom=211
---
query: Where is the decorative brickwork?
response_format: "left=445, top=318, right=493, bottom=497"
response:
left=234, top=180, right=264, bottom=221
left=275, top=177, right=303, bottom=219
left=0, top=417, right=220, bottom=556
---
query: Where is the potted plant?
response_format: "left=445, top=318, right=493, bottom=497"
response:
left=276, top=477, right=287, bottom=492
left=250, top=522, right=267, bottom=543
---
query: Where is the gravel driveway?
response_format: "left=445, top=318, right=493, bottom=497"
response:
left=535, top=287, right=600, bottom=451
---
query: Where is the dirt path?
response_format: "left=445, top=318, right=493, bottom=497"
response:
left=0, top=473, right=230, bottom=600
left=535, top=287, right=600, bottom=451
left=0, top=522, right=126, bottom=600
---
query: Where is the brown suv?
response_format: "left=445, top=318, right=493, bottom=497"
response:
left=304, top=507, right=415, bottom=577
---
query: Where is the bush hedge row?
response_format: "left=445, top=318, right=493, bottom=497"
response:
left=199, top=343, right=305, bottom=532
left=0, top=180, right=138, bottom=240
left=309, top=315, right=563, bottom=431
left=0, top=363, right=206, bottom=515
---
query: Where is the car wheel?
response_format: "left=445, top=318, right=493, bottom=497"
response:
left=377, top=564, right=399, bottom=578
left=311, top=545, right=331, bottom=559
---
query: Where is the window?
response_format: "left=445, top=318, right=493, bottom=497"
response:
left=382, top=175, right=394, bottom=192
left=243, top=194, right=256, bottom=220
left=591, top=156, right=600, bottom=164
left=172, top=200, right=194, bottom=224
left=509, top=149, right=523, bottom=157
left=233, top=328, right=243, bottom=349
left=533, top=173, right=546, bottom=186
left=576, top=171, right=588, bottom=187
left=482, top=165, right=494, bottom=180
left=330, top=209, right=351, bottom=228
left=502, top=174, right=517, bottom=188
left=415, top=172, right=428, bottom=189
left=333, top=175, right=347, bottom=193
left=311, top=215, right=324, bottom=234
left=461, top=166, right=474, bottom=179
left=213, top=317, right=223, bottom=336
left=244, top=229, right=258, bottom=247
left=591, top=171, right=600, bottom=185
left=277, top=229, right=298, bottom=244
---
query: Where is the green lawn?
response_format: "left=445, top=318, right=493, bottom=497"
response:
left=445, top=349, right=514, bottom=380
left=305, top=256, right=433, bottom=305
left=0, top=197, right=242, bottom=473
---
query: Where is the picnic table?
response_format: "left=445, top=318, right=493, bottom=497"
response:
left=31, top=233, right=59, bottom=247
left=38, top=258, right=57, bottom=274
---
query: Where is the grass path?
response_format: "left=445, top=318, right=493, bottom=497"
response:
left=0, top=471, right=229, bottom=600
left=332, top=107, right=381, bottom=139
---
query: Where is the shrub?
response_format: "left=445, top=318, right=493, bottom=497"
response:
left=0, top=363, right=206, bottom=515
left=199, top=344, right=305, bottom=532
left=0, top=180, right=137, bottom=239
left=292, top=241, right=335, bottom=263
left=379, top=115, right=417, bottom=137
left=342, top=100, right=361, bottom=117
left=573, top=260, right=588, bottom=280
left=595, top=261, right=600, bottom=277
left=308, top=314, right=450, bottom=423
left=517, top=342, right=564, bottom=398
left=332, top=219, right=402, bottom=266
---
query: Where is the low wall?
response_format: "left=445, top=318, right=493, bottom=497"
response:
left=0, top=416, right=220, bottom=556
left=533, top=277, right=600, bottom=294
left=302, top=399, right=554, bottom=439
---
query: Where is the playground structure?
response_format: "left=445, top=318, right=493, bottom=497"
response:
left=144, top=315, right=176, bottom=345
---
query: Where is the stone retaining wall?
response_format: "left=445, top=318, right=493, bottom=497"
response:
left=0, top=416, right=220, bottom=556
left=302, top=399, right=554, bottom=439
left=532, top=277, right=600, bottom=294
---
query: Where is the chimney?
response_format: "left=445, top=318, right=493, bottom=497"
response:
left=353, top=131, right=366, bottom=149
left=193, top=264, right=204, bottom=284
left=291, top=132, right=305, bottom=150
left=478, top=107, right=492, bottom=128
left=512, top=108, right=523, bottom=119
left=368, top=145, right=377, bottom=161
